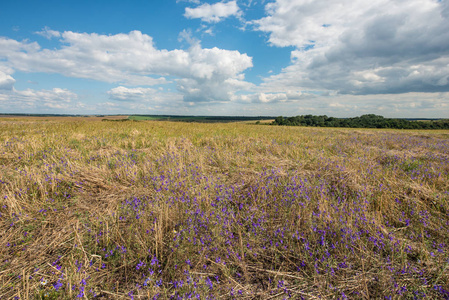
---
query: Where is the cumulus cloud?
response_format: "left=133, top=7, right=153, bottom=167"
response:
left=184, top=1, right=241, bottom=23
left=173, top=43, right=253, bottom=102
left=321, top=92, right=449, bottom=117
left=0, top=30, right=253, bottom=102
left=177, top=74, right=254, bottom=103
left=178, top=29, right=201, bottom=47
left=0, top=87, right=81, bottom=111
left=0, top=31, right=169, bottom=85
left=0, top=71, right=15, bottom=90
left=105, top=86, right=186, bottom=113
left=232, top=89, right=318, bottom=104
left=253, top=0, right=449, bottom=95
left=107, top=86, right=158, bottom=101
left=231, top=91, right=449, bottom=117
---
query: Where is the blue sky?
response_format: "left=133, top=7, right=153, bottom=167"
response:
left=1, top=0, right=448, bottom=117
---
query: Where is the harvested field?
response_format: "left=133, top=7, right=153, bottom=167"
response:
left=0, top=119, right=448, bottom=299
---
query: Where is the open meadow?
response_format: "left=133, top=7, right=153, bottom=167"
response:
left=0, top=118, right=448, bottom=299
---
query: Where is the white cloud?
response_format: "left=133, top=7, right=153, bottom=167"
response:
left=0, top=87, right=81, bottom=112
left=232, top=89, right=317, bottom=104
left=184, top=1, right=241, bottom=23
left=0, top=30, right=253, bottom=102
left=105, top=86, right=186, bottom=113
left=178, top=29, right=201, bottom=47
left=177, top=0, right=200, bottom=3
left=107, top=86, right=157, bottom=101
left=106, top=86, right=185, bottom=105
left=320, top=92, right=449, bottom=117
left=0, top=71, right=15, bottom=90
left=35, top=26, right=61, bottom=39
left=229, top=91, right=449, bottom=117
left=253, top=0, right=449, bottom=95
left=0, top=37, right=40, bottom=55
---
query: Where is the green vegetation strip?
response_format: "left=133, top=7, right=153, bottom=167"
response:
left=273, top=114, right=449, bottom=129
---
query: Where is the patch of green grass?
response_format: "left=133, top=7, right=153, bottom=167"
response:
left=400, top=158, right=423, bottom=172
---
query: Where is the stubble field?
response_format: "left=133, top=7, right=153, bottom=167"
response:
left=0, top=119, right=448, bottom=299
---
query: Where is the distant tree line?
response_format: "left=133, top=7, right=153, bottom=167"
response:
left=271, top=114, right=449, bottom=129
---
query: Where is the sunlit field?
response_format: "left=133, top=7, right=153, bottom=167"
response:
left=1, top=119, right=448, bottom=299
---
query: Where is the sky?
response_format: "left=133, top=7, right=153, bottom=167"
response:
left=0, top=0, right=448, bottom=117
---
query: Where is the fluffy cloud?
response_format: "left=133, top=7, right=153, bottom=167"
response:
left=0, top=71, right=15, bottom=90
left=253, top=0, right=449, bottom=95
left=321, top=92, right=449, bottom=117
left=233, top=90, right=318, bottom=104
left=231, top=91, right=449, bottom=117
left=184, top=1, right=241, bottom=23
left=0, top=31, right=170, bottom=85
left=0, top=30, right=253, bottom=102
left=0, top=87, right=81, bottom=111
left=108, top=86, right=158, bottom=101
left=106, top=86, right=186, bottom=113
left=177, top=76, right=254, bottom=103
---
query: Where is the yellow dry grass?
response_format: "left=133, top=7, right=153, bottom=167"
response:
left=0, top=119, right=448, bottom=299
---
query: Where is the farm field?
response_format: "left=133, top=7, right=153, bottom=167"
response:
left=0, top=119, right=448, bottom=299
left=0, top=115, right=129, bottom=122
left=127, top=115, right=274, bottom=123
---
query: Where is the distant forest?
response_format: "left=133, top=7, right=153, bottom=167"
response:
left=271, top=114, right=449, bottom=129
